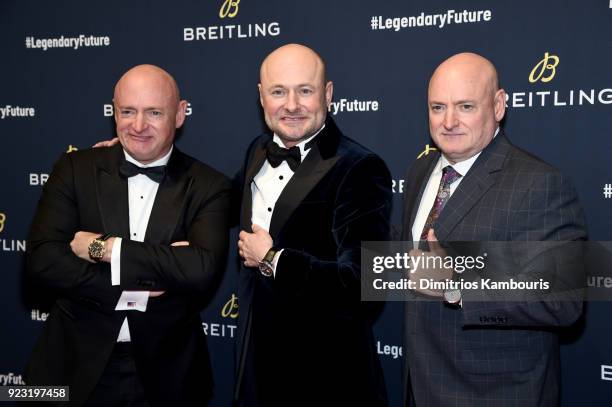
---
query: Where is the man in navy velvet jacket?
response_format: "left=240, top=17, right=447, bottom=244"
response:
left=234, top=43, right=392, bottom=406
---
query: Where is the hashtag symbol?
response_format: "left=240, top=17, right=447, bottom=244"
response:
left=371, top=16, right=379, bottom=30
left=25, top=37, right=31, bottom=48
left=604, top=184, right=612, bottom=199
left=31, top=309, right=36, bottom=320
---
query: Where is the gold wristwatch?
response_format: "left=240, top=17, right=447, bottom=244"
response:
left=88, top=233, right=112, bottom=262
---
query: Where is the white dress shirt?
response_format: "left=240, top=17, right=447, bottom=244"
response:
left=251, top=126, right=324, bottom=276
left=411, top=128, right=499, bottom=241
left=111, top=146, right=173, bottom=342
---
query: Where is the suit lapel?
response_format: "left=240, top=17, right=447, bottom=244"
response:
left=268, top=117, right=341, bottom=238
left=240, top=138, right=268, bottom=232
left=95, top=144, right=130, bottom=238
left=269, top=143, right=339, bottom=237
left=402, top=152, right=439, bottom=241
left=434, top=134, right=510, bottom=241
left=145, top=148, right=193, bottom=244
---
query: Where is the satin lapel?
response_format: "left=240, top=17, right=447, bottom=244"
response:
left=434, top=134, right=510, bottom=241
left=240, top=139, right=268, bottom=232
left=94, top=145, right=130, bottom=238
left=269, top=144, right=339, bottom=238
left=145, top=149, right=193, bottom=244
left=402, top=153, right=439, bottom=241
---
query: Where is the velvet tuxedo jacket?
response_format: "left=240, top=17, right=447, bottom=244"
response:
left=233, top=117, right=392, bottom=406
left=402, top=133, right=587, bottom=407
left=25, top=144, right=230, bottom=407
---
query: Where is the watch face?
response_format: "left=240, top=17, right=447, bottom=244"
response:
left=444, top=288, right=461, bottom=304
left=258, top=261, right=273, bottom=277
left=88, top=239, right=105, bottom=260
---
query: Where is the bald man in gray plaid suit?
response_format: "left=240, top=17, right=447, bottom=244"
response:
left=402, top=53, right=587, bottom=406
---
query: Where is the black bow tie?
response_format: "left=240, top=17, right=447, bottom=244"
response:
left=265, top=140, right=302, bottom=172
left=119, top=159, right=166, bottom=183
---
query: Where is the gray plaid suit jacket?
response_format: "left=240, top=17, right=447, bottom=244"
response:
left=402, top=133, right=587, bottom=407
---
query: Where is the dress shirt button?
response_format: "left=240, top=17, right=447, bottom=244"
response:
left=279, top=175, right=284, bottom=180
left=267, top=207, right=272, bottom=212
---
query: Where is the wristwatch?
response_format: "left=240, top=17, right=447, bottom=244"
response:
left=88, top=233, right=112, bottom=262
left=258, top=247, right=279, bottom=277
left=443, top=288, right=462, bottom=308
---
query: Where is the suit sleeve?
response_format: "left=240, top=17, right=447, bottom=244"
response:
left=118, top=173, right=231, bottom=297
left=26, top=153, right=121, bottom=309
left=274, top=155, right=392, bottom=303
left=461, top=171, right=588, bottom=327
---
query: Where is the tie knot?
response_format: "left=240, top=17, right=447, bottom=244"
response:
left=441, top=165, right=461, bottom=186
left=266, top=140, right=302, bottom=171
left=119, top=159, right=166, bottom=183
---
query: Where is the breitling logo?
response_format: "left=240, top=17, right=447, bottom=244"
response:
left=184, top=0, right=280, bottom=41
left=221, top=293, right=239, bottom=318
left=0, top=213, right=26, bottom=252
left=529, top=52, right=559, bottom=83
left=505, top=52, right=611, bottom=108
left=219, top=0, right=240, bottom=18
left=417, top=144, right=438, bottom=159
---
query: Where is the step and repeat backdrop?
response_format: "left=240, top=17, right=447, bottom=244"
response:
left=1, top=0, right=611, bottom=405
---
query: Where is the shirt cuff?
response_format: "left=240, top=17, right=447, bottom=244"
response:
left=111, top=237, right=122, bottom=286
left=115, top=291, right=150, bottom=312
left=272, top=249, right=284, bottom=278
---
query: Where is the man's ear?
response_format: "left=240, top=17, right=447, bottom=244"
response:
left=325, top=81, right=334, bottom=107
left=175, top=100, right=188, bottom=128
left=494, top=88, right=506, bottom=122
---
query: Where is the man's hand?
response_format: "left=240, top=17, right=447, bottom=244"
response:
left=408, top=229, right=453, bottom=297
left=238, top=224, right=273, bottom=267
left=92, top=137, right=119, bottom=148
left=70, top=231, right=115, bottom=263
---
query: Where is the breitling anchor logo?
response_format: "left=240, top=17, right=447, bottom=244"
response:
left=221, top=293, right=239, bottom=318
left=529, top=52, right=559, bottom=83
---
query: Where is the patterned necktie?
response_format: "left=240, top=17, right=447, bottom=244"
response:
left=420, top=165, right=462, bottom=240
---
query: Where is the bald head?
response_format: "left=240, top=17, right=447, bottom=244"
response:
left=429, top=52, right=499, bottom=99
left=427, top=52, right=506, bottom=163
left=260, top=44, right=326, bottom=88
left=113, top=64, right=187, bottom=164
left=258, top=43, right=333, bottom=148
left=114, top=64, right=181, bottom=106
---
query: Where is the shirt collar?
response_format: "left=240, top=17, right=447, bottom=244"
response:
left=272, top=124, right=326, bottom=159
left=123, top=145, right=173, bottom=168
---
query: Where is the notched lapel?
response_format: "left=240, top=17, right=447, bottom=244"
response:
left=403, top=153, right=439, bottom=241
left=434, top=134, right=510, bottom=241
left=434, top=169, right=495, bottom=241
left=240, top=139, right=268, bottom=232
left=145, top=152, right=193, bottom=244
left=269, top=145, right=339, bottom=238
left=95, top=146, right=130, bottom=238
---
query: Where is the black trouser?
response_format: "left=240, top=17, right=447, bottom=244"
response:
left=85, top=342, right=149, bottom=407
